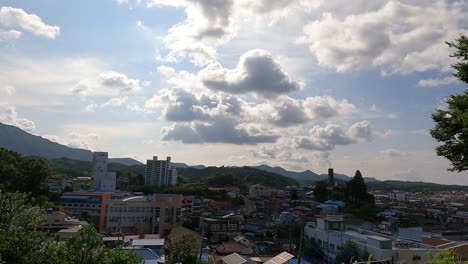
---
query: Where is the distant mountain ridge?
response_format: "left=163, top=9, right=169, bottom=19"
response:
left=252, top=164, right=379, bottom=183
left=0, top=122, right=141, bottom=166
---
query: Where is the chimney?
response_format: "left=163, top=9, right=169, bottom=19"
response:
left=328, top=168, right=335, bottom=187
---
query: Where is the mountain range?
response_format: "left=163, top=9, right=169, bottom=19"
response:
left=0, top=122, right=141, bottom=166
left=0, top=122, right=375, bottom=183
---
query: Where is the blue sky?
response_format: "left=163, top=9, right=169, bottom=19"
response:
left=1, top=0, right=467, bottom=184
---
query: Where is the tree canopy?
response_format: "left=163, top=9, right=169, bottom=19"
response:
left=430, top=35, right=468, bottom=172
left=0, top=192, right=141, bottom=264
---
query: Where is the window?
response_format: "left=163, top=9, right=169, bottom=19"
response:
left=155, top=208, right=160, bottom=218
left=318, top=239, right=323, bottom=246
left=330, top=243, right=335, bottom=250
left=176, top=208, right=181, bottom=223
left=211, top=224, right=220, bottom=231
left=228, top=224, right=237, bottom=231
left=165, top=207, right=174, bottom=224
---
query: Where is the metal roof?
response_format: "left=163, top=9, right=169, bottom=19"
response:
left=264, top=251, right=294, bottom=264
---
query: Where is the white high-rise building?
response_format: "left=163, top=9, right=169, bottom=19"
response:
left=145, top=156, right=177, bottom=186
left=91, top=152, right=116, bottom=192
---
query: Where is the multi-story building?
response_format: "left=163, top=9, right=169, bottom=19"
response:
left=200, top=217, right=241, bottom=243
left=305, top=215, right=468, bottom=263
left=145, top=156, right=177, bottom=186
left=105, top=194, right=183, bottom=236
left=249, top=184, right=272, bottom=199
left=91, top=152, right=116, bottom=192
left=59, top=191, right=129, bottom=230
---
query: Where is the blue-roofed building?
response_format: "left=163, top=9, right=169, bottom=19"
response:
left=123, top=248, right=163, bottom=264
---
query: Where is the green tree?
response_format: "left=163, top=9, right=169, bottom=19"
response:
left=334, top=241, right=364, bottom=264
left=0, top=192, right=46, bottom=263
left=345, top=170, right=373, bottom=205
left=431, top=91, right=468, bottom=172
left=447, top=34, right=468, bottom=83
left=426, top=249, right=466, bottom=264
left=313, top=181, right=329, bottom=202
left=167, top=233, right=201, bottom=264
left=38, top=225, right=142, bottom=264
left=430, top=35, right=468, bottom=172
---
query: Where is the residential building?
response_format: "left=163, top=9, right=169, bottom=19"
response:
left=59, top=191, right=129, bottom=230
left=305, top=214, right=468, bottom=263
left=145, top=156, right=177, bottom=186
left=249, top=184, right=272, bottom=199
left=91, top=152, right=116, bottom=192
left=200, top=218, right=241, bottom=243
left=105, top=194, right=183, bottom=236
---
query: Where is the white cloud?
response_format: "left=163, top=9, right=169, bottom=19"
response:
left=417, top=76, right=460, bottom=87
left=44, top=132, right=99, bottom=151
left=267, top=96, right=357, bottom=127
left=0, top=29, right=22, bottom=41
left=156, top=65, right=176, bottom=77
left=72, top=71, right=141, bottom=97
left=147, top=0, right=235, bottom=65
left=0, top=104, right=35, bottom=132
left=85, top=104, right=99, bottom=113
left=101, top=96, right=129, bottom=108
left=379, top=148, right=407, bottom=158
left=387, top=112, right=398, bottom=120
left=294, top=121, right=375, bottom=151
left=299, top=1, right=468, bottom=74
left=200, top=49, right=303, bottom=99
left=0, top=7, right=60, bottom=39
left=0, top=84, right=15, bottom=97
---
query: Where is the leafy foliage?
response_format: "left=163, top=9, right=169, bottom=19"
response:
left=0, top=148, right=50, bottom=196
left=426, top=249, right=466, bottom=264
left=313, top=181, right=329, bottom=202
left=430, top=35, right=468, bottom=172
left=447, top=34, right=468, bottom=83
left=0, top=192, right=142, bottom=264
left=334, top=241, right=369, bottom=264
left=431, top=91, right=468, bottom=172
left=345, top=170, right=374, bottom=205
left=166, top=233, right=201, bottom=264
left=0, top=192, right=46, bottom=263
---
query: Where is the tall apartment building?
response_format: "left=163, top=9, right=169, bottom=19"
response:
left=145, top=156, right=177, bottom=186
left=105, top=194, right=183, bottom=236
left=91, top=152, right=116, bottom=192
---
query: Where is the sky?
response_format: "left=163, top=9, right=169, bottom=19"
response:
left=0, top=0, right=467, bottom=185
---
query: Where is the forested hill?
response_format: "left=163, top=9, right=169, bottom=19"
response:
left=177, top=166, right=299, bottom=189
left=367, top=180, right=468, bottom=192
left=47, top=157, right=298, bottom=189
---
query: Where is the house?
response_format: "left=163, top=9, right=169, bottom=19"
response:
left=201, top=218, right=241, bottom=243
left=221, top=253, right=254, bottom=264
left=130, top=238, right=165, bottom=256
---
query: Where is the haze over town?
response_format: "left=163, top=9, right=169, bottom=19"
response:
left=1, top=0, right=468, bottom=185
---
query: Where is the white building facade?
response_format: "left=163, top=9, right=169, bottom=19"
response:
left=145, top=156, right=177, bottom=186
left=91, top=152, right=116, bottom=192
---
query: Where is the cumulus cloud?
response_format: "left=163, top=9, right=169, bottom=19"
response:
left=0, top=7, right=60, bottom=39
left=299, top=1, right=468, bottom=74
left=161, top=118, right=278, bottom=144
left=0, top=29, right=22, bottom=41
left=44, top=132, right=99, bottom=151
left=267, top=96, right=357, bottom=127
left=101, top=96, right=129, bottom=108
left=146, top=0, right=235, bottom=65
left=0, top=104, right=35, bottom=132
left=0, top=84, right=15, bottom=97
left=200, top=49, right=303, bottom=99
left=379, top=148, right=407, bottom=158
left=72, top=71, right=141, bottom=97
left=85, top=104, right=99, bottom=113
left=294, top=121, right=375, bottom=151
left=417, top=76, right=460, bottom=87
